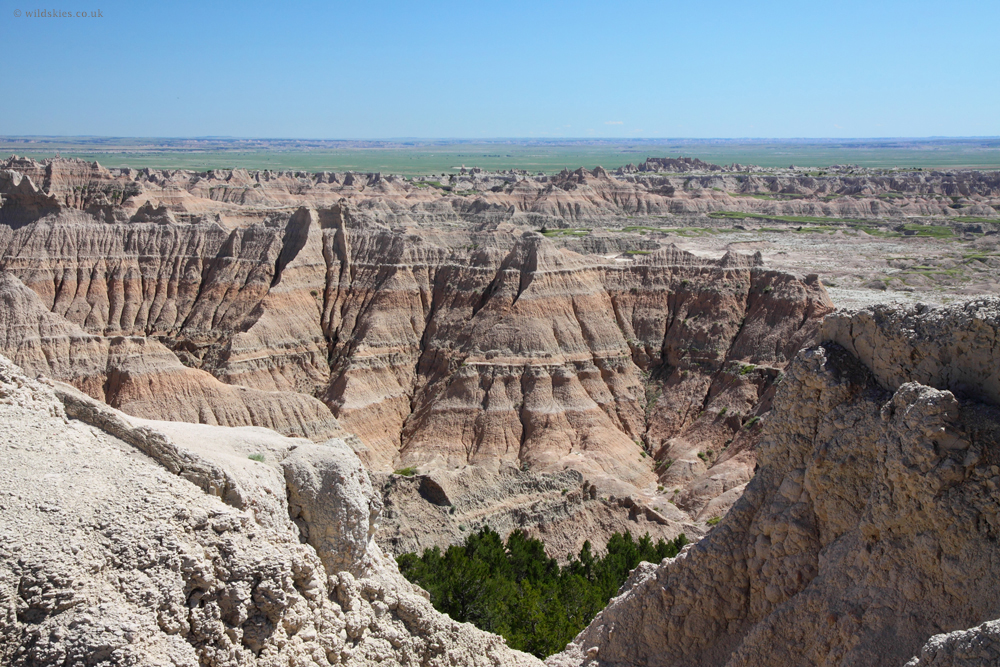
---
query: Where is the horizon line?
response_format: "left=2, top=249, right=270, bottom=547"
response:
left=2, top=135, right=999, bottom=143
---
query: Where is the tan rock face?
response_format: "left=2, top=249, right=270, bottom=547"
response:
left=0, top=157, right=835, bottom=555
left=0, top=354, right=540, bottom=667
left=375, top=465, right=694, bottom=561
left=0, top=271, right=348, bottom=441
left=822, top=299, right=1000, bottom=406
left=549, top=299, right=1000, bottom=667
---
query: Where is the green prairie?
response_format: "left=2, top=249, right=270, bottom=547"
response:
left=2, top=137, right=999, bottom=176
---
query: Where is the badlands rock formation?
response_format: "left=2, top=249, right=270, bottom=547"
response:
left=2, top=156, right=998, bottom=231
left=0, top=353, right=540, bottom=666
left=3, top=154, right=1000, bottom=665
left=0, top=271, right=350, bottom=442
left=0, top=157, right=837, bottom=555
left=550, top=298, right=1000, bottom=667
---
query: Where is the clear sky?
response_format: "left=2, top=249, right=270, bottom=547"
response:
left=1, top=0, right=997, bottom=139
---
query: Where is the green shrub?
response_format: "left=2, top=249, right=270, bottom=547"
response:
left=248, top=453, right=265, bottom=462
left=706, top=516, right=722, bottom=526
left=393, top=466, right=417, bottom=477
left=396, top=528, right=688, bottom=658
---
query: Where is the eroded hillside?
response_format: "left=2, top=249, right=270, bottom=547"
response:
left=550, top=299, right=1000, bottom=667
left=0, top=157, right=849, bottom=556
left=3, top=155, right=1000, bottom=665
left=6, top=156, right=998, bottom=557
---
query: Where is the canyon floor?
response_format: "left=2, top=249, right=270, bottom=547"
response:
left=549, top=222, right=1000, bottom=310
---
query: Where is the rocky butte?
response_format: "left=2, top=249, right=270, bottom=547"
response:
left=1, top=156, right=999, bottom=665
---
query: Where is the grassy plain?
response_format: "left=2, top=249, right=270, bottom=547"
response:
left=2, top=137, right=998, bottom=176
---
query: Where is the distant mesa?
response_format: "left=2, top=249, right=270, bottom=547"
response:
left=619, top=156, right=728, bottom=173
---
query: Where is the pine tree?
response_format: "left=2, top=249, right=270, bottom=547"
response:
left=396, top=527, right=688, bottom=658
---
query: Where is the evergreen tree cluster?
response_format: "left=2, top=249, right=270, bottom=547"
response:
left=396, top=528, right=688, bottom=658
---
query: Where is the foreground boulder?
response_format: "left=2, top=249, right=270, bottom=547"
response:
left=549, top=298, right=1000, bottom=667
left=0, top=355, right=539, bottom=666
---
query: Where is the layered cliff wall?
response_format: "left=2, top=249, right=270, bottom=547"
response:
left=0, top=157, right=839, bottom=555
left=0, top=216, right=833, bottom=553
left=550, top=298, right=1000, bottom=667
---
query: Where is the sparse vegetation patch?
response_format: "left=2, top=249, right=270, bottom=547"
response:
left=397, top=528, right=688, bottom=658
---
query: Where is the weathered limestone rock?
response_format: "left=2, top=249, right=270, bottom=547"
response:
left=822, top=298, right=1000, bottom=405
left=0, top=353, right=540, bottom=666
left=284, top=443, right=383, bottom=578
left=906, top=620, right=1000, bottom=667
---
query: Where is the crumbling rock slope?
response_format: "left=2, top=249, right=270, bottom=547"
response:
left=550, top=298, right=1000, bottom=667
left=375, top=464, right=692, bottom=561
left=0, top=354, right=540, bottom=666
left=0, top=270, right=350, bottom=443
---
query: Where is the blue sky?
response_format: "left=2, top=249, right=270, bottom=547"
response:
left=1, top=0, right=997, bottom=138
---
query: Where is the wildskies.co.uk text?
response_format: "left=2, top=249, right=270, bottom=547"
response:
left=18, top=9, right=103, bottom=17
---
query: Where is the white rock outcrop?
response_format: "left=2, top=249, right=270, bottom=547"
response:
left=0, top=355, right=540, bottom=666
left=905, top=620, right=1000, bottom=667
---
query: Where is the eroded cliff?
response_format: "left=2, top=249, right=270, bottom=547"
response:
left=3, top=156, right=998, bottom=230
left=0, top=157, right=838, bottom=555
left=550, top=298, right=1000, bottom=667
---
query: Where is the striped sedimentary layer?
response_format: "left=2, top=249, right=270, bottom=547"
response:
left=0, top=209, right=831, bottom=509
